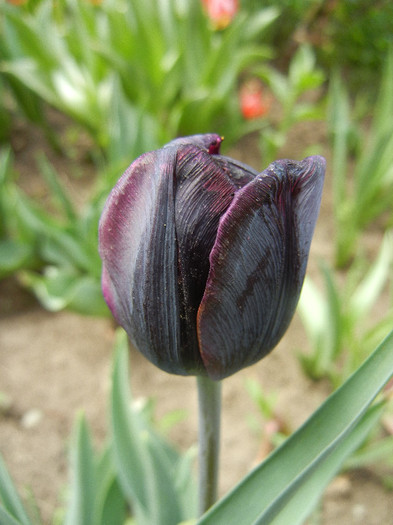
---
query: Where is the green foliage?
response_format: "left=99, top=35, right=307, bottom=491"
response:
left=244, top=378, right=288, bottom=450
left=110, top=330, right=197, bottom=525
left=0, top=329, right=198, bottom=525
left=251, top=0, right=393, bottom=90
left=197, top=328, right=393, bottom=524
left=63, top=416, right=127, bottom=525
left=298, top=231, right=393, bottom=385
left=257, top=44, right=325, bottom=164
left=0, top=0, right=278, bottom=163
left=328, top=49, right=393, bottom=267
left=320, top=0, right=393, bottom=87
left=0, top=148, right=109, bottom=315
left=0, top=148, right=37, bottom=279
left=0, top=454, right=34, bottom=525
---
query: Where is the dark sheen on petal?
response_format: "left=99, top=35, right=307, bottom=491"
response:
left=197, top=156, right=325, bottom=380
left=99, top=146, right=205, bottom=375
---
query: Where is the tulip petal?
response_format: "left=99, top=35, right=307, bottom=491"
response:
left=99, top=147, right=206, bottom=375
left=174, top=146, right=256, bottom=365
left=197, top=156, right=325, bottom=380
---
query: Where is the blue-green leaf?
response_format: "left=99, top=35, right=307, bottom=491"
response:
left=110, top=329, right=187, bottom=525
left=197, top=329, right=393, bottom=524
left=64, top=414, right=95, bottom=525
left=0, top=455, right=33, bottom=525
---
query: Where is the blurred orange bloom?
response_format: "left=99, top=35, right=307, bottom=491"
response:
left=239, top=80, right=272, bottom=120
left=202, top=0, right=238, bottom=30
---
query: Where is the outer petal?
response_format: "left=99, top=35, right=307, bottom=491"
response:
left=99, top=147, right=204, bottom=375
left=197, top=156, right=326, bottom=380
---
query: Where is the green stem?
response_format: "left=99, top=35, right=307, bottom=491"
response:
left=196, top=375, right=222, bottom=516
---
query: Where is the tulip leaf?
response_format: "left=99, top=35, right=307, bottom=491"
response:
left=110, top=330, right=191, bottom=525
left=0, top=455, right=33, bottom=525
left=64, top=414, right=96, bottom=525
left=94, top=449, right=127, bottom=525
left=20, top=268, right=108, bottom=316
left=0, top=240, right=33, bottom=278
left=197, top=328, right=393, bottom=525
left=350, top=231, right=393, bottom=320
left=261, top=404, right=383, bottom=525
left=36, top=154, right=77, bottom=223
left=0, top=507, right=23, bottom=525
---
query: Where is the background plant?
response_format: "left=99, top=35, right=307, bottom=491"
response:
left=0, top=0, right=278, bottom=164
left=249, top=0, right=393, bottom=90
left=328, top=48, right=393, bottom=267
left=298, top=231, right=393, bottom=386
left=0, top=147, right=110, bottom=315
left=256, top=43, right=325, bottom=164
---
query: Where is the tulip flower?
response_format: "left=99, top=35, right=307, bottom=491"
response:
left=99, top=134, right=325, bottom=381
left=239, top=79, right=272, bottom=120
left=201, top=0, right=238, bottom=30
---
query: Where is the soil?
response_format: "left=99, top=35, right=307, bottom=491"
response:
left=1, top=112, right=393, bottom=524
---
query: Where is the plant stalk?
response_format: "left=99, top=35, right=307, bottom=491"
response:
left=196, top=375, right=222, bottom=516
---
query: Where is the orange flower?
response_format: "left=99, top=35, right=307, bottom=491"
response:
left=239, top=80, right=271, bottom=120
left=202, top=0, right=238, bottom=30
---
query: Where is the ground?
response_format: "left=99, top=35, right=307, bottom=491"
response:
left=1, top=112, right=392, bottom=524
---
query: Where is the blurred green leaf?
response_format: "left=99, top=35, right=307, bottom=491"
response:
left=262, top=404, right=383, bottom=525
left=0, top=455, right=34, bottom=525
left=350, top=231, right=393, bottom=320
left=64, top=414, right=96, bottom=525
left=328, top=50, right=393, bottom=267
left=20, top=267, right=108, bottom=316
left=0, top=240, right=33, bottom=278
left=36, top=154, right=77, bottom=222
left=64, top=413, right=127, bottom=525
left=110, top=329, right=196, bottom=525
left=0, top=507, right=25, bottom=525
left=94, top=449, right=127, bottom=525
left=1, top=0, right=278, bottom=151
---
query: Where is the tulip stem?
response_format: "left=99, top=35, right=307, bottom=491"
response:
left=196, top=375, right=222, bottom=516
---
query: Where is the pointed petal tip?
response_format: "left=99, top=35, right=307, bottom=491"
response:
left=303, top=154, right=326, bottom=170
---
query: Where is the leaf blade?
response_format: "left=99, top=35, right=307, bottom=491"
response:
left=197, top=329, right=393, bottom=524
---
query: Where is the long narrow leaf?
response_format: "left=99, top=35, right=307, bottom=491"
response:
left=197, top=329, right=393, bottom=525
left=0, top=506, right=23, bottom=525
left=0, top=455, right=32, bottom=525
left=36, top=154, right=77, bottom=222
left=111, top=329, right=185, bottom=525
left=110, top=332, right=152, bottom=523
left=94, top=448, right=127, bottom=525
left=350, top=231, right=393, bottom=320
left=64, top=414, right=95, bottom=525
left=268, top=404, right=384, bottom=525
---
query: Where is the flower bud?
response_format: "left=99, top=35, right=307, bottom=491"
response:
left=99, top=134, right=325, bottom=380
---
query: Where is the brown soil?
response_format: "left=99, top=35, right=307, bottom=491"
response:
left=1, top=113, right=392, bottom=524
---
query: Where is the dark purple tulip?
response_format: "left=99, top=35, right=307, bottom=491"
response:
left=99, top=134, right=325, bottom=380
